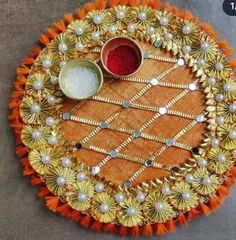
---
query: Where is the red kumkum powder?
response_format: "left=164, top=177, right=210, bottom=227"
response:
left=107, top=45, right=139, bottom=76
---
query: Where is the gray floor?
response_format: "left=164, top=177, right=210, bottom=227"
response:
left=0, top=0, right=236, bottom=239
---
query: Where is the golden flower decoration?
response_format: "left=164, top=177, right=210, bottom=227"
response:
left=25, top=72, right=55, bottom=96
left=46, top=166, right=76, bottom=196
left=154, top=11, right=174, bottom=34
left=66, top=20, right=92, bottom=44
left=217, top=101, right=236, bottom=123
left=21, top=125, right=51, bottom=149
left=144, top=192, right=174, bottom=223
left=212, top=77, right=236, bottom=101
left=28, top=147, right=62, bottom=175
left=85, top=10, right=111, bottom=33
left=218, top=123, right=236, bottom=150
left=48, top=33, right=76, bottom=59
left=130, top=6, right=156, bottom=30
left=117, top=197, right=143, bottom=227
left=191, top=34, right=218, bottom=61
left=20, top=97, right=52, bottom=124
left=34, top=52, right=60, bottom=76
left=109, top=5, right=130, bottom=30
left=174, top=20, right=200, bottom=45
left=169, top=182, right=198, bottom=211
left=90, top=193, right=117, bottom=223
left=192, top=168, right=219, bottom=196
left=205, top=55, right=232, bottom=78
left=66, top=181, right=94, bottom=211
left=208, top=147, right=234, bottom=174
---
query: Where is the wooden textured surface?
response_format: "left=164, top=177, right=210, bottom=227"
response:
left=62, top=40, right=207, bottom=185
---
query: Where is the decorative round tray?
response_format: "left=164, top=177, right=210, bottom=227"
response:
left=9, top=0, right=236, bottom=237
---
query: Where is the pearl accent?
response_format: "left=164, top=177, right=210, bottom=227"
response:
left=138, top=12, right=146, bottom=21
left=58, top=42, right=68, bottom=53
left=92, top=165, right=100, bottom=175
left=100, top=203, right=109, bottom=213
left=42, top=59, right=52, bottom=68
left=150, top=78, right=159, bottom=86
left=198, top=158, right=207, bottom=168
left=182, top=25, right=192, bottom=34
left=155, top=202, right=164, bottom=212
left=56, top=176, right=66, bottom=186
left=108, top=25, right=117, bottom=34
left=127, top=207, right=136, bottom=217
left=218, top=154, right=226, bottom=163
left=95, top=183, right=104, bottom=192
left=47, top=95, right=56, bottom=105
left=59, top=61, right=67, bottom=68
left=216, top=116, right=225, bottom=125
left=41, top=155, right=51, bottom=164
left=93, top=15, right=102, bottom=25
left=33, top=80, right=43, bottom=90
left=229, top=103, right=236, bottom=113
left=196, top=114, right=205, bottom=122
left=182, top=192, right=191, bottom=201
left=207, top=77, right=216, bottom=86
left=116, top=11, right=125, bottom=20
left=75, top=27, right=84, bottom=36
left=215, top=62, right=224, bottom=71
left=136, top=193, right=146, bottom=203
left=127, top=24, right=135, bottom=32
left=165, top=32, right=173, bottom=41
left=62, top=157, right=71, bottom=167
left=32, top=129, right=42, bottom=140
left=159, top=107, right=167, bottom=115
left=177, top=58, right=185, bottom=66
left=48, top=136, right=57, bottom=145
left=46, top=117, right=55, bottom=127
left=77, top=192, right=87, bottom=202
left=77, top=172, right=86, bottom=182
left=183, top=45, right=191, bottom=53
left=31, top=103, right=41, bottom=114
left=229, top=130, right=236, bottom=139
left=92, top=31, right=100, bottom=41
left=189, top=83, right=197, bottom=91
left=215, top=94, right=225, bottom=103
left=201, top=42, right=209, bottom=51
left=50, top=76, right=58, bottom=84
left=211, top=138, right=220, bottom=147
left=115, top=193, right=125, bottom=203
left=185, top=174, right=194, bottom=183
left=162, top=185, right=171, bottom=196
left=160, top=17, right=169, bottom=26
left=197, top=58, right=205, bottom=67
left=223, top=83, right=232, bottom=92
left=147, top=26, right=155, bottom=35
left=202, top=176, right=212, bottom=187
left=75, top=42, right=84, bottom=51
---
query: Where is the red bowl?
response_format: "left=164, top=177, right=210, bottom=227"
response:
left=101, top=36, right=143, bottom=78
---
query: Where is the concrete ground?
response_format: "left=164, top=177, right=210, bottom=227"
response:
left=0, top=0, right=236, bottom=239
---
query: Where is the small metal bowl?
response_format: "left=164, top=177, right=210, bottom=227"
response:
left=101, top=36, right=143, bottom=78
left=59, top=58, right=103, bottom=100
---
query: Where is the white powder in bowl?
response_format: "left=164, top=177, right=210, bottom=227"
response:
left=64, top=66, right=100, bottom=99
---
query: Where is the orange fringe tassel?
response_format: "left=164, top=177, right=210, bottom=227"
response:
left=209, top=196, right=222, bottom=211
left=217, top=186, right=230, bottom=199
left=129, top=0, right=139, bottom=7
left=156, top=223, right=168, bottom=236
left=198, top=202, right=211, bottom=216
left=103, top=223, right=117, bottom=233
left=91, top=221, right=103, bottom=232
left=54, top=21, right=67, bottom=32
left=80, top=215, right=92, bottom=228
left=130, top=226, right=140, bottom=237
left=57, top=203, right=72, bottom=217
left=84, top=2, right=96, bottom=11
left=119, top=0, right=129, bottom=5
left=46, top=27, right=58, bottom=39
left=118, top=226, right=128, bottom=236
left=38, top=187, right=50, bottom=198
left=177, top=214, right=188, bottom=225
left=229, top=59, right=236, bottom=68
left=76, top=8, right=86, bottom=19
left=165, top=219, right=176, bottom=233
left=39, top=34, right=50, bottom=46
left=149, top=0, right=162, bottom=9
left=31, top=176, right=43, bottom=185
left=108, top=0, right=119, bottom=7
left=95, top=0, right=106, bottom=9
left=70, top=210, right=82, bottom=222
left=201, top=23, right=219, bottom=40
left=46, top=196, right=60, bottom=212
left=224, top=176, right=234, bottom=188
left=64, top=14, right=74, bottom=24
left=142, top=224, right=153, bottom=237
left=187, top=208, right=200, bottom=221
left=218, top=40, right=233, bottom=56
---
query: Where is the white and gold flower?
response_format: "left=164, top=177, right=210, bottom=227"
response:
left=218, top=123, right=236, bottom=150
